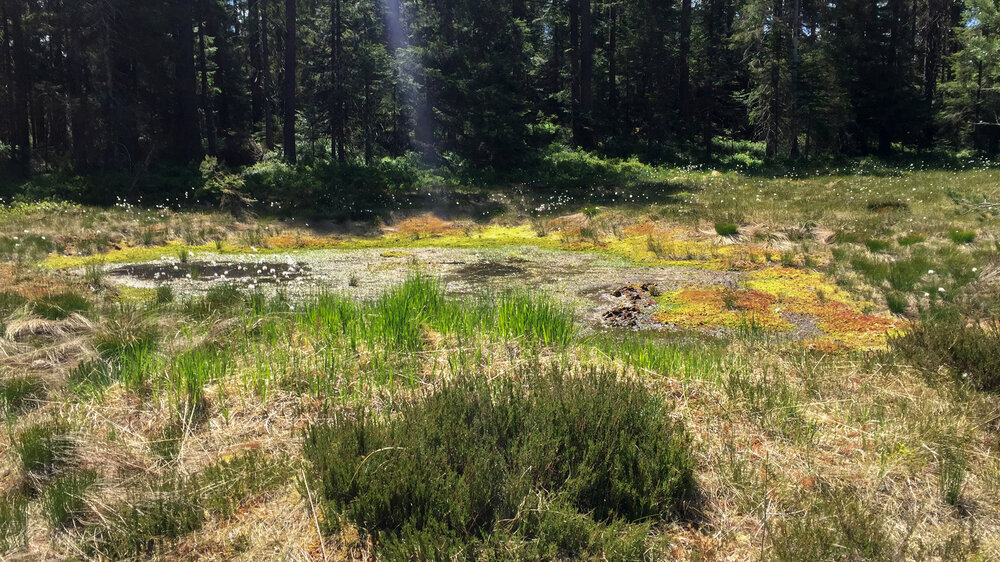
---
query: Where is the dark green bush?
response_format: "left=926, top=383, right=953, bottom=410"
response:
left=891, top=312, right=1000, bottom=392
left=303, top=366, right=695, bottom=559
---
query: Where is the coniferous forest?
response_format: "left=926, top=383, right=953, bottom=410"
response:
left=1, top=0, right=999, bottom=182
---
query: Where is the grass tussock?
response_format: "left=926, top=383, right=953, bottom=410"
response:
left=303, top=366, right=695, bottom=558
left=82, top=451, right=292, bottom=558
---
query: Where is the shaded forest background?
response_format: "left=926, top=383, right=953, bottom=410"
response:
left=1, top=0, right=999, bottom=204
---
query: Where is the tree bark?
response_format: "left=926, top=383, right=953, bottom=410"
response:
left=330, top=0, right=344, bottom=161
left=263, top=0, right=275, bottom=149
left=249, top=0, right=263, bottom=130
left=569, top=0, right=581, bottom=146
left=608, top=2, right=617, bottom=113
left=175, top=0, right=202, bottom=161
left=678, top=0, right=692, bottom=127
left=198, top=5, right=218, bottom=156
left=579, top=0, right=593, bottom=148
left=8, top=0, right=30, bottom=173
left=789, top=0, right=800, bottom=158
left=283, top=0, right=296, bottom=163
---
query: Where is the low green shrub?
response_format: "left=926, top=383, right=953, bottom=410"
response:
left=303, top=366, right=695, bottom=558
left=891, top=312, right=1000, bottom=392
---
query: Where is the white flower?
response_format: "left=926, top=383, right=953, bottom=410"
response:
left=927, top=269, right=935, bottom=274
left=938, top=287, right=946, bottom=293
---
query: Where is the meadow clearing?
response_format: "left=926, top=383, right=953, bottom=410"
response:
left=2, top=164, right=1000, bottom=560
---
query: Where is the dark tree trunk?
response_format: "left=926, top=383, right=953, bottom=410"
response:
left=569, top=0, right=581, bottom=146
left=789, top=0, right=800, bottom=158
left=283, top=0, right=296, bottom=163
left=249, top=0, right=264, bottom=130
left=8, top=0, right=30, bottom=173
left=198, top=6, right=217, bottom=156
left=765, top=0, right=783, bottom=158
left=175, top=0, right=202, bottom=161
left=678, top=0, right=692, bottom=127
left=263, top=0, right=275, bottom=149
left=579, top=0, right=593, bottom=148
left=330, top=0, right=344, bottom=161
left=608, top=2, right=617, bottom=113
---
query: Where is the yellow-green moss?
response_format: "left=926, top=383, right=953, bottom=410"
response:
left=113, top=286, right=158, bottom=303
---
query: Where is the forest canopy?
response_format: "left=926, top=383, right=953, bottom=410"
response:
left=1, top=0, right=999, bottom=183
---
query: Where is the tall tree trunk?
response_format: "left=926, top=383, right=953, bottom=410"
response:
left=249, top=0, right=264, bottom=130
left=678, top=0, right=692, bottom=127
left=8, top=0, right=30, bottom=173
left=263, top=0, right=275, bottom=149
left=579, top=0, right=593, bottom=148
left=608, top=2, right=617, bottom=113
left=198, top=7, right=218, bottom=156
left=283, top=0, right=296, bottom=163
left=789, top=0, right=800, bottom=158
left=765, top=0, right=783, bottom=158
left=569, top=0, right=581, bottom=146
left=702, top=0, right=722, bottom=159
left=175, top=0, right=202, bottom=161
left=330, top=0, right=344, bottom=161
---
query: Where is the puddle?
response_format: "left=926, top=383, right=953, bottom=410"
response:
left=454, top=261, right=527, bottom=280
left=109, top=261, right=309, bottom=283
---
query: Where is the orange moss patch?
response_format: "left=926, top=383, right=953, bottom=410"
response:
left=654, top=287, right=792, bottom=331
left=0, top=264, right=74, bottom=299
left=652, top=266, right=904, bottom=349
left=384, top=215, right=458, bottom=236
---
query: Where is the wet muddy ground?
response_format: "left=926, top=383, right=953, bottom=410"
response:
left=99, top=246, right=822, bottom=338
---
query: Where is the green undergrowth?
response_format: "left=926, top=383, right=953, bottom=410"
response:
left=303, top=365, right=695, bottom=559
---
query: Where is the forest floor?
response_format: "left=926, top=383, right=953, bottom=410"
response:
left=2, top=166, right=1000, bottom=560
